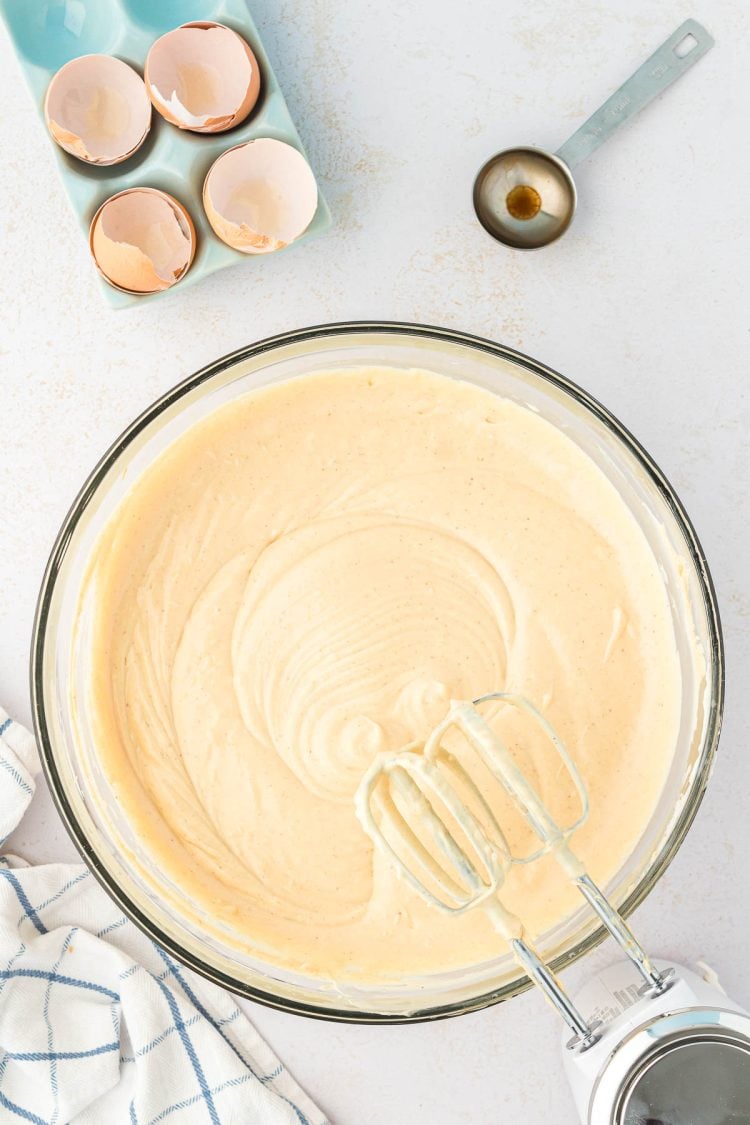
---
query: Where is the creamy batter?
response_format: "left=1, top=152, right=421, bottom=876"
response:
left=86, top=367, right=681, bottom=982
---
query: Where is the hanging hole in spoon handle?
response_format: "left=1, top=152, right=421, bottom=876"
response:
left=555, top=19, right=715, bottom=170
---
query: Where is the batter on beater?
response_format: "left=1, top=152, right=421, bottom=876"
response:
left=85, top=367, right=681, bottom=981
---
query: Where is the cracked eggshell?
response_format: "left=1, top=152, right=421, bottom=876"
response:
left=45, top=55, right=151, bottom=165
left=203, top=138, right=318, bottom=255
left=90, top=188, right=196, bottom=294
left=144, top=22, right=261, bottom=133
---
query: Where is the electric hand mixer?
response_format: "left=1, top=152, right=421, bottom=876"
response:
left=355, top=694, right=750, bottom=1123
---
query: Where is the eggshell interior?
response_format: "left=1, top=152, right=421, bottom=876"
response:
left=90, top=189, right=195, bottom=293
left=203, top=138, right=318, bottom=254
left=45, top=54, right=151, bottom=165
left=145, top=22, right=260, bottom=133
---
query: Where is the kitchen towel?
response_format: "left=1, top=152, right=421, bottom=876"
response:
left=0, top=706, right=327, bottom=1125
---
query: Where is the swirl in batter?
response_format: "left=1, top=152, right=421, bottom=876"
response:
left=86, top=367, right=681, bottom=981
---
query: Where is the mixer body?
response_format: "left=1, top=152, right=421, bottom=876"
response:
left=562, top=961, right=750, bottom=1124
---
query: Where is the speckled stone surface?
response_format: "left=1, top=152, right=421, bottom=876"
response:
left=1, top=1, right=748, bottom=1121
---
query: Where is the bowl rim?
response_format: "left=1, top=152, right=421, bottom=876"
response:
left=30, top=320, right=725, bottom=1024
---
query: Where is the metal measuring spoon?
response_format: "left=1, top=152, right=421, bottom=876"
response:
left=473, top=19, right=714, bottom=249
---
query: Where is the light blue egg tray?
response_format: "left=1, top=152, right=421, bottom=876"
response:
left=0, top=0, right=331, bottom=308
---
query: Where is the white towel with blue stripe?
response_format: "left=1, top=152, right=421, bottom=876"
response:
left=0, top=707, right=327, bottom=1125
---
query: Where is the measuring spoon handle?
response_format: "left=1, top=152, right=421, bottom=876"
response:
left=555, top=19, right=714, bottom=170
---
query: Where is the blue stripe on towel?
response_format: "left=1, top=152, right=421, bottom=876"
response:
left=0, top=873, right=46, bottom=934
left=154, top=978, right=220, bottom=1125
left=155, top=948, right=310, bottom=1124
left=6, top=1042, right=120, bottom=1062
left=0, top=968, right=118, bottom=1001
left=0, top=756, right=33, bottom=797
left=0, top=1089, right=47, bottom=1124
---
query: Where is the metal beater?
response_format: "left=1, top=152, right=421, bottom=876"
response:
left=355, top=692, right=673, bottom=1051
left=357, top=694, right=750, bottom=1122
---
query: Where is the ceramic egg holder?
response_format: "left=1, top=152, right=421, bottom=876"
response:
left=0, top=0, right=331, bottom=307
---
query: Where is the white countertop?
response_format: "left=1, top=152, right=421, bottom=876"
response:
left=2, top=1, right=749, bottom=1121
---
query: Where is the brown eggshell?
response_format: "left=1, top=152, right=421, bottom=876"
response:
left=203, top=138, right=318, bottom=254
left=145, top=22, right=261, bottom=133
left=90, top=188, right=196, bottom=294
left=45, top=55, right=151, bottom=165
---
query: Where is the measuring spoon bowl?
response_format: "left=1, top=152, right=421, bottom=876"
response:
left=473, top=147, right=576, bottom=250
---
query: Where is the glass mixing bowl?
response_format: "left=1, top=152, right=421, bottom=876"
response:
left=32, top=322, right=723, bottom=1023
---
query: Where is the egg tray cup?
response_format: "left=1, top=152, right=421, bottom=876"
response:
left=0, top=0, right=332, bottom=308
